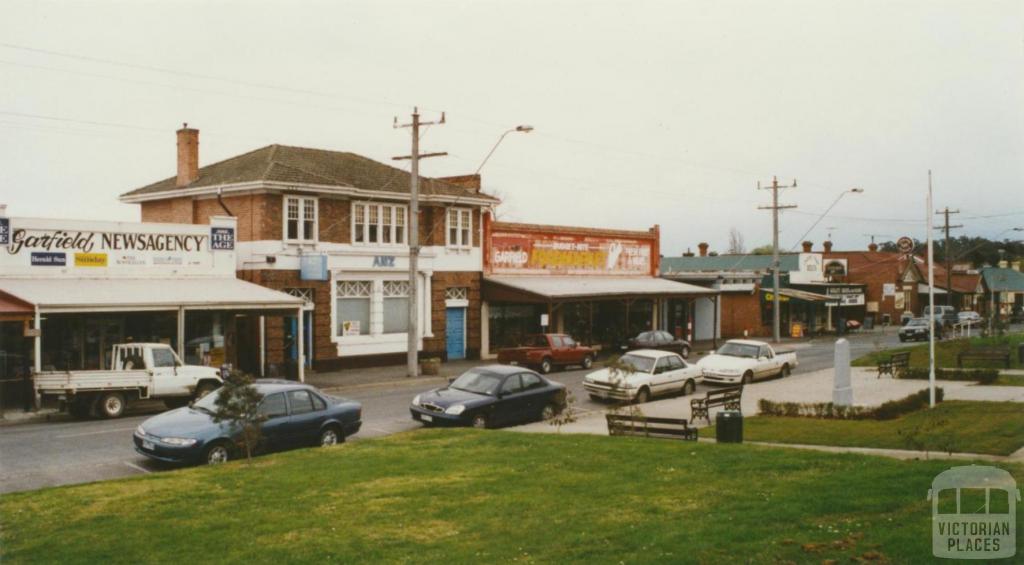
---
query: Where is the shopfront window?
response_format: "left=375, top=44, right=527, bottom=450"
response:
left=336, top=281, right=371, bottom=336
left=382, top=280, right=410, bottom=334
left=488, top=304, right=544, bottom=349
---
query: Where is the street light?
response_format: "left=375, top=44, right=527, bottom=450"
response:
left=789, top=187, right=865, bottom=251
left=475, top=125, right=534, bottom=174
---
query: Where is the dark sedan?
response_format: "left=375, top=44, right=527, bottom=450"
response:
left=133, top=382, right=362, bottom=465
left=623, top=330, right=691, bottom=358
left=410, top=365, right=566, bottom=429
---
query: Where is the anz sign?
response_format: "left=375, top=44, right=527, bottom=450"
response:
left=372, top=255, right=396, bottom=268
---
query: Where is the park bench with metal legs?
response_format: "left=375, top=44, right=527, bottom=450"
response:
left=689, top=385, right=743, bottom=424
left=605, top=413, right=697, bottom=441
left=877, top=351, right=911, bottom=378
left=957, top=346, right=1011, bottom=369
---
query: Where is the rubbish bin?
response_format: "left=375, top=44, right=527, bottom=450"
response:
left=715, top=410, right=743, bottom=443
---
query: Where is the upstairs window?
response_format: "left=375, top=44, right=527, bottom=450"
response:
left=352, top=202, right=407, bottom=245
left=446, top=208, right=472, bottom=248
left=285, top=196, right=317, bottom=242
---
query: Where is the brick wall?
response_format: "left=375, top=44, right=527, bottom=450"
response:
left=140, top=198, right=193, bottom=224
left=719, top=291, right=768, bottom=338
left=237, top=269, right=331, bottom=368
left=425, top=271, right=482, bottom=359
left=318, top=198, right=350, bottom=243
left=140, top=194, right=281, bottom=241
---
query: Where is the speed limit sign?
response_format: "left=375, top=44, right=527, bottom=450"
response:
left=896, top=236, right=914, bottom=254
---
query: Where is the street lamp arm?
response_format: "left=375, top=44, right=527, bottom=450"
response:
left=475, top=125, right=533, bottom=174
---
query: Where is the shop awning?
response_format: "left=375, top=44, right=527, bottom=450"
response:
left=762, top=287, right=840, bottom=306
left=0, top=277, right=305, bottom=313
left=484, top=275, right=717, bottom=303
left=0, top=290, right=34, bottom=321
left=918, top=284, right=947, bottom=295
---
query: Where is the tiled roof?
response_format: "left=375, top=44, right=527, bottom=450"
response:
left=121, top=144, right=498, bottom=201
left=981, top=267, right=1024, bottom=292
left=661, top=254, right=800, bottom=274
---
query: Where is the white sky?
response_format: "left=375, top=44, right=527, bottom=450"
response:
left=1, top=0, right=1022, bottom=255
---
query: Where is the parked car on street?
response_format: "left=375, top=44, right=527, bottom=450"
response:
left=697, top=339, right=798, bottom=385
left=410, top=365, right=566, bottom=429
left=496, top=334, right=595, bottom=374
left=923, top=305, right=959, bottom=327
left=36, top=343, right=223, bottom=419
left=621, top=330, right=691, bottom=358
left=583, top=349, right=701, bottom=403
left=133, top=381, right=361, bottom=465
left=957, top=311, right=984, bottom=326
left=898, top=317, right=943, bottom=342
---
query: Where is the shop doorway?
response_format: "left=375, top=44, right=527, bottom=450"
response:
left=288, top=311, right=313, bottom=369
left=446, top=307, right=466, bottom=360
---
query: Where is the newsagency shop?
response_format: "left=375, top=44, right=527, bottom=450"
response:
left=0, top=212, right=303, bottom=411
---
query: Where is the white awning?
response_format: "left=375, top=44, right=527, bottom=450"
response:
left=485, top=275, right=717, bottom=300
left=0, top=277, right=305, bottom=313
left=918, top=284, right=947, bottom=295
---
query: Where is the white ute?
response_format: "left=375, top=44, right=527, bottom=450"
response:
left=583, top=349, right=702, bottom=403
left=697, top=339, right=798, bottom=385
left=35, top=343, right=223, bottom=419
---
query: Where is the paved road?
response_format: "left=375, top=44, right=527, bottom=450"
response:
left=0, top=332, right=902, bottom=494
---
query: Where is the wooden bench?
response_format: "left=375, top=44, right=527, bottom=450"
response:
left=605, top=413, right=697, bottom=441
left=690, top=385, right=743, bottom=424
left=877, top=351, right=911, bottom=378
left=957, top=347, right=1011, bottom=369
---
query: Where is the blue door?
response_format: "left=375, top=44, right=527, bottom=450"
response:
left=288, top=312, right=313, bottom=368
left=446, top=307, right=466, bottom=360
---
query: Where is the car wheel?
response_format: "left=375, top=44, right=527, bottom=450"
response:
left=471, top=413, right=489, bottom=429
left=319, top=426, right=342, bottom=447
left=742, top=371, right=754, bottom=385
left=540, top=357, right=553, bottom=374
left=98, top=392, right=126, bottom=419
left=204, top=442, right=231, bottom=465
left=582, top=355, right=593, bottom=370
left=680, top=345, right=690, bottom=359
left=540, top=403, right=559, bottom=421
left=634, top=387, right=651, bottom=404
left=682, top=379, right=696, bottom=396
left=194, top=382, right=218, bottom=400
left=780, top=364, right=791, bottom=378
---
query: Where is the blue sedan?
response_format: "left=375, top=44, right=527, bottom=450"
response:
left=133, top=381, right=362, bottom=465
left=410, top=365, right=566, bottom=429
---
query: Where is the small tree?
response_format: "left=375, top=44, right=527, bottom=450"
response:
left=603, top=355, right=646, bottom=434
left=211, top=371, right=266, bottom=463
left=727, top=228, right=746, bottom=254
left=547, top=389, right=578, bottom=433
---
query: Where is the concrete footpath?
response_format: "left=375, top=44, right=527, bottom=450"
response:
left=515, top=366, right=1024, bottom=437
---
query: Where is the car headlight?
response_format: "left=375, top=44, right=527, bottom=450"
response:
left=412, top=394, right=421, bottom=406
left=135, top=425, right=146, bottom=437
left=445, top=404, right=466, bottom=415
left=160, top=437, right=198, bottom=447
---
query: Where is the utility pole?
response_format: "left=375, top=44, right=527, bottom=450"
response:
left=934, top=207, right=961, bottom=307
left=926, top=171, right=936, bottom=408
left=393, top=107, right=446, bottom=378
left=758, top=176, right=797, bottom=343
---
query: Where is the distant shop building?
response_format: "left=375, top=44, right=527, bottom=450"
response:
left=119, top=126, right=497, bottom=369
left=979, top=263, right=1024, bottom=321
left=481, top=221, right=716, bottom=356
left=0, top=212, right=303, bottom=410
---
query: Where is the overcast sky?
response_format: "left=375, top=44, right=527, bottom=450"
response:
left=1, top=0, right=1022, bottom=255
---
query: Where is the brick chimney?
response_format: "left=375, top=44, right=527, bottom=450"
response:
left=801, top=241, right=813, bottom=253
left=823, top=240, right=833, bottom=253
left=438, top=174, right=481, bottom=192
left=868, top=242, right=879, bottom=252
left=698, top=242, right=709, bottom=257
left=176, top=123, right=199, bottom=188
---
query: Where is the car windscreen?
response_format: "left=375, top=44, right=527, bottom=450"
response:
left=191, top=387, right=223, bottom=412
left=618, top=354, right=656, bottom=373
left=716, top=342, right=759, bottom=358
left=450, top=370, right=503, bottom=396
left=636, top=331, right=656, bottom=341
left=906, top=319, right=928, bottom=327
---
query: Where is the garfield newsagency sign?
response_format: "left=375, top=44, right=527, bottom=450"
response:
left=490, top=230, right=652, bottom=275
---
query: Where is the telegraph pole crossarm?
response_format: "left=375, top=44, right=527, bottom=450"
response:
left=933, top=207, right=961, bottom=307
left=392, top=107, right=446, bottom=378
left=758, top=176, right=798, bottom=343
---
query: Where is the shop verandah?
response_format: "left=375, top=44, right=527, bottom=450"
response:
left=0, top=278, right=304, bottom=411
left=481, top=276, right=718, bottom=356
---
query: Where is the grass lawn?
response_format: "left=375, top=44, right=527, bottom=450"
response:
left=852, top=332, right=1023, bottom=370
left=699, top=401, right=1024, bottom=456
left=993, top=374, right=1024, bottom=386
left=1, top=433, right=1023, bottom=564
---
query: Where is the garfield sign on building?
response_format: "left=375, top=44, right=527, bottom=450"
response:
left=489, top=227, right=654, bottom=276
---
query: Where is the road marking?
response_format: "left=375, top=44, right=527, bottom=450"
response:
left=55, top=427, right=136, bottom=439
left=123, top=462, right=151, bottom=474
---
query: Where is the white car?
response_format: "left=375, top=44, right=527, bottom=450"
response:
left=583, top=349, right=702, bottom=403
left=697, top=339, right=798, bottom=385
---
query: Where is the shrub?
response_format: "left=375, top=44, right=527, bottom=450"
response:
left=757, top=388, right=943, bottom=421
left=897, top=367, right=999, bottom=384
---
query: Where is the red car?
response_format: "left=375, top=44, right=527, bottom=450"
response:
left=496, top=334, right=596, bottom=374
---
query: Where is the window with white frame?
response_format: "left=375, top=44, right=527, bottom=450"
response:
left=445, top=287, right=468, bottom=301
left=352, top=202, right=407, bottom=245
left=336, top=281, right=371, bottom=336
left=382, top=280, right=410, bottom=334
left=446, top=208, right=472, bottom=248
left=285, top=196, right=318, bottom=242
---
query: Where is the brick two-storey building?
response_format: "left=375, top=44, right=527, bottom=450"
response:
left=120, top=126, right=497, bottom=373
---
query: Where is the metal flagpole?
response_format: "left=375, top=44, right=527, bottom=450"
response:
left=927, top=170, right=936, bottom=408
